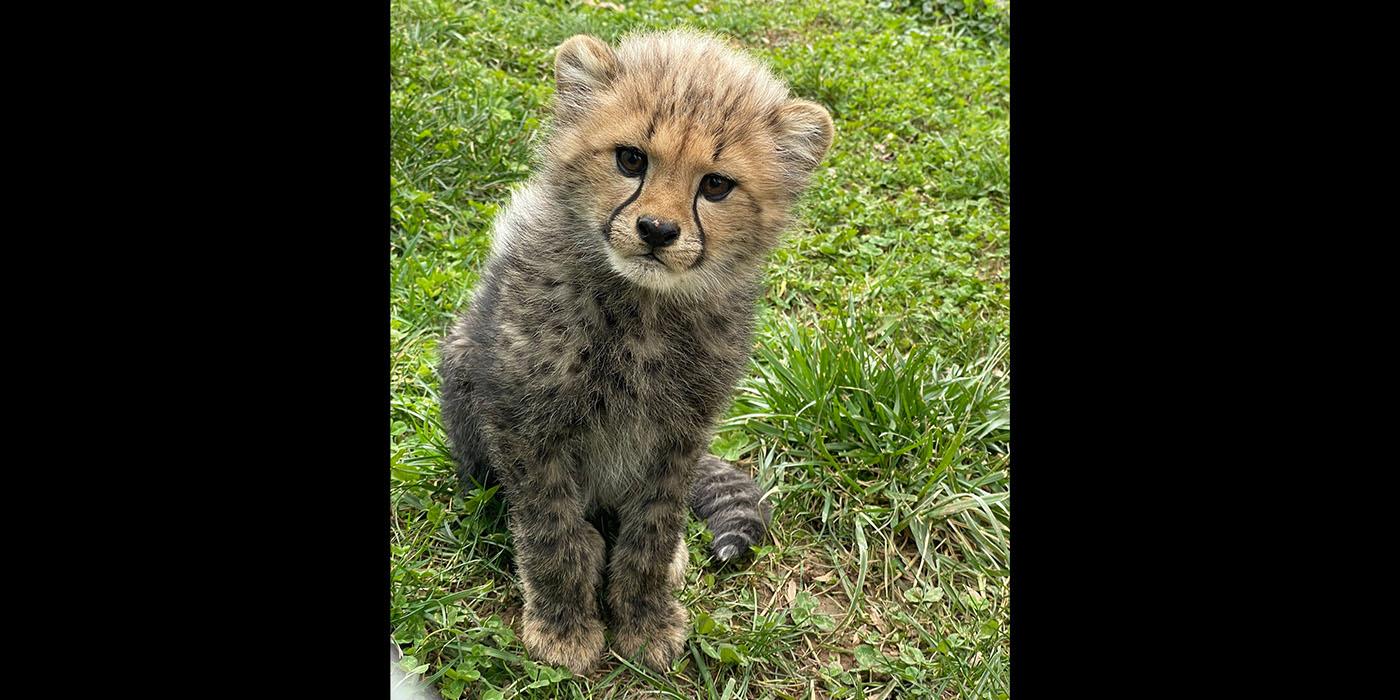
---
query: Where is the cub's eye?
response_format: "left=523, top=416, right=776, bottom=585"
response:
left=616, top=147, right=647, bottom=177
left=700, top=174, right=735, bottom=201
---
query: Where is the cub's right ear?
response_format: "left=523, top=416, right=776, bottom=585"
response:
left=771, top=99, right=835, bottom=181
left=553, top=35, right=618, bottom=123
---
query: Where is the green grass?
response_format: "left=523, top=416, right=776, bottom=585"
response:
left=390, top=1, right=1010, bottom=697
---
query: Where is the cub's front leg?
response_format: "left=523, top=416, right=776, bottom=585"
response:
left=506, top=456, right=607, bottom=675
left=607, top=443, right=694, bottom=672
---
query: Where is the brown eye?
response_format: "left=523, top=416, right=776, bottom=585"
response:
left=616, top=147, right=647, bottom=177
left=700, top=174, right=734, bottom=201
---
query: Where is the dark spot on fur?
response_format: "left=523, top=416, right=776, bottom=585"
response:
left=540, top=385, right=559, bottom=404
left=604, top=367, right=636, bottom=399
left=720, top=99, right=739, bottom=125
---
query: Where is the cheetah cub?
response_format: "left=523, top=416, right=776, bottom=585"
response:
left=437, top=30, right=833, bottom=674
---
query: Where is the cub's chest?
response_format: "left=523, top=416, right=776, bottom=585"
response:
left=502, top=282, right=743, bottom=432
left=562, top=317, right=691, bottom=508
left=523, top=293, right=720, bottom=408
left=577, top=408, right=658, bottom=508
left=572, top=317, right=700, bottom=416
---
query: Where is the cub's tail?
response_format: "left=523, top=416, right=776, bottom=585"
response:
left=689, top=455, right=772, bottom=565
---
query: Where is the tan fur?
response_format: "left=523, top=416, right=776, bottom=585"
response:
left=519, top=596, right=606, bottom=675
left=544, top=29, right=834, bottom=299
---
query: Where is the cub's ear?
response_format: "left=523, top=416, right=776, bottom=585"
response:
left=771, top=99, right=835, bottom=180
left=553, top=35, right=618, bottom=122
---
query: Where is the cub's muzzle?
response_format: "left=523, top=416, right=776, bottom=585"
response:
left=636, top=216, right=680, bottom=249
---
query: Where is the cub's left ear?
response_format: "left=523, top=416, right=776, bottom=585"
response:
left=553, top=34, right=618, bottom=123
left=771, top=99, right=835, bottom=179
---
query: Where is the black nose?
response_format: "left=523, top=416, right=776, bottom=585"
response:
left=637, top=216, right=680, bottom=248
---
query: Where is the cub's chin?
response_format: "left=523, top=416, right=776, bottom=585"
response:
left=606, top=247, right=685, bottom=291
left=603, top=245, right=709, bottom=294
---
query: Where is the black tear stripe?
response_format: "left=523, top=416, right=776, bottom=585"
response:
left=602, top=173, right=645, bottom=242
left=689, top=190, right=707, bottom=270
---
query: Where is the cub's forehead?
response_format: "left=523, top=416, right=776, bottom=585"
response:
left=605, top=32, right=791, bottom=130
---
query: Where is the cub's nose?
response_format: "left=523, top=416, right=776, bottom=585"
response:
left=636, top=216, right=680, bottom=248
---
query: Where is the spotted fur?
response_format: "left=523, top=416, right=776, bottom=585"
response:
left=437, top=30, right=832, bottom=675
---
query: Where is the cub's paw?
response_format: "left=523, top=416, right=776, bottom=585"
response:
left=521, top=610, right=606, bottom=676
left=612, top=599, right=688, bottom=672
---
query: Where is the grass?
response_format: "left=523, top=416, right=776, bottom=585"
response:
left=390, top=1, right=1010, bottom=698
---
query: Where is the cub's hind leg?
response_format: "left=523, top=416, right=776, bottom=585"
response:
left=437, top=327, right=493, bottom=489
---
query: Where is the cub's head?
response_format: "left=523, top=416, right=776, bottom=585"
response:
left=540, top=30, right=833, bottom=295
